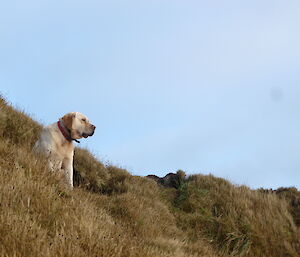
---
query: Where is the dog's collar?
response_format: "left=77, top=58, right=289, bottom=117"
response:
left=57, top=120, right=80, bottom=143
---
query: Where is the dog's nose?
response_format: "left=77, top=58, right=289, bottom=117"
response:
left=92, top=125, right=96, bottom=130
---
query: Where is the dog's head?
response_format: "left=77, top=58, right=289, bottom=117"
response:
left=61, top=112, right=96, bottom=140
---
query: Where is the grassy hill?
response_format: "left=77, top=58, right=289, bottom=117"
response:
left=0, top=95, right=300, bottom=257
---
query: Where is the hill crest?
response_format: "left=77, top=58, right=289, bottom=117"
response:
left=0, top=94, right=300, bottom=257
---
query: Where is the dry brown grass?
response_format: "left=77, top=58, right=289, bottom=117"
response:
left=0, top=94, right=299, bottom=257
left=259, top=187, right=300, bottom=227
left=173, top=175, right=300, bottom=256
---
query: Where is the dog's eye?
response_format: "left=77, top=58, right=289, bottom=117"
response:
left=81, top=118, right=86, bottom=122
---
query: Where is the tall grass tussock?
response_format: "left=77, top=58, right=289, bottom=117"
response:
left=0, top=94, right=299, bottom=257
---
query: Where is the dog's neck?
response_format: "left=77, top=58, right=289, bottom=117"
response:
left=57, top=120, right=80, bottom=143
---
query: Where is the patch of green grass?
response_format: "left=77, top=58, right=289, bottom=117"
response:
left=172, top=174, right=300, bottom=256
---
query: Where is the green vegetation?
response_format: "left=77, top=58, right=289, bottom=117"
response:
left=0, top=95, right=299, bottom=257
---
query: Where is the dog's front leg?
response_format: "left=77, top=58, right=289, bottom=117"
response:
left=62, top=157, right=74, bottom=188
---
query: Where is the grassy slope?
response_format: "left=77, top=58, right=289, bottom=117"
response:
left=0, top=95, right=299, bottom=257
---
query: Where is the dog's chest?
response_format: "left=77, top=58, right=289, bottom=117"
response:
left=54, top=141, right=74, bottom=158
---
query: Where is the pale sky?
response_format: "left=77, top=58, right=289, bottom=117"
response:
left=1, top=0, right=300, bottom=189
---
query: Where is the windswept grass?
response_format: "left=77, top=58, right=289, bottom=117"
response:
left=0, top=94, right=299, bottom=257
left=173, top=175, right=299, bottom=256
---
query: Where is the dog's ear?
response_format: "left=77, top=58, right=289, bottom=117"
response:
left=62, top=113, right=75, bottom=131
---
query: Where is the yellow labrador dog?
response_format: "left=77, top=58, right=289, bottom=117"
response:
left=34, top=112, right=96, bottom=187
